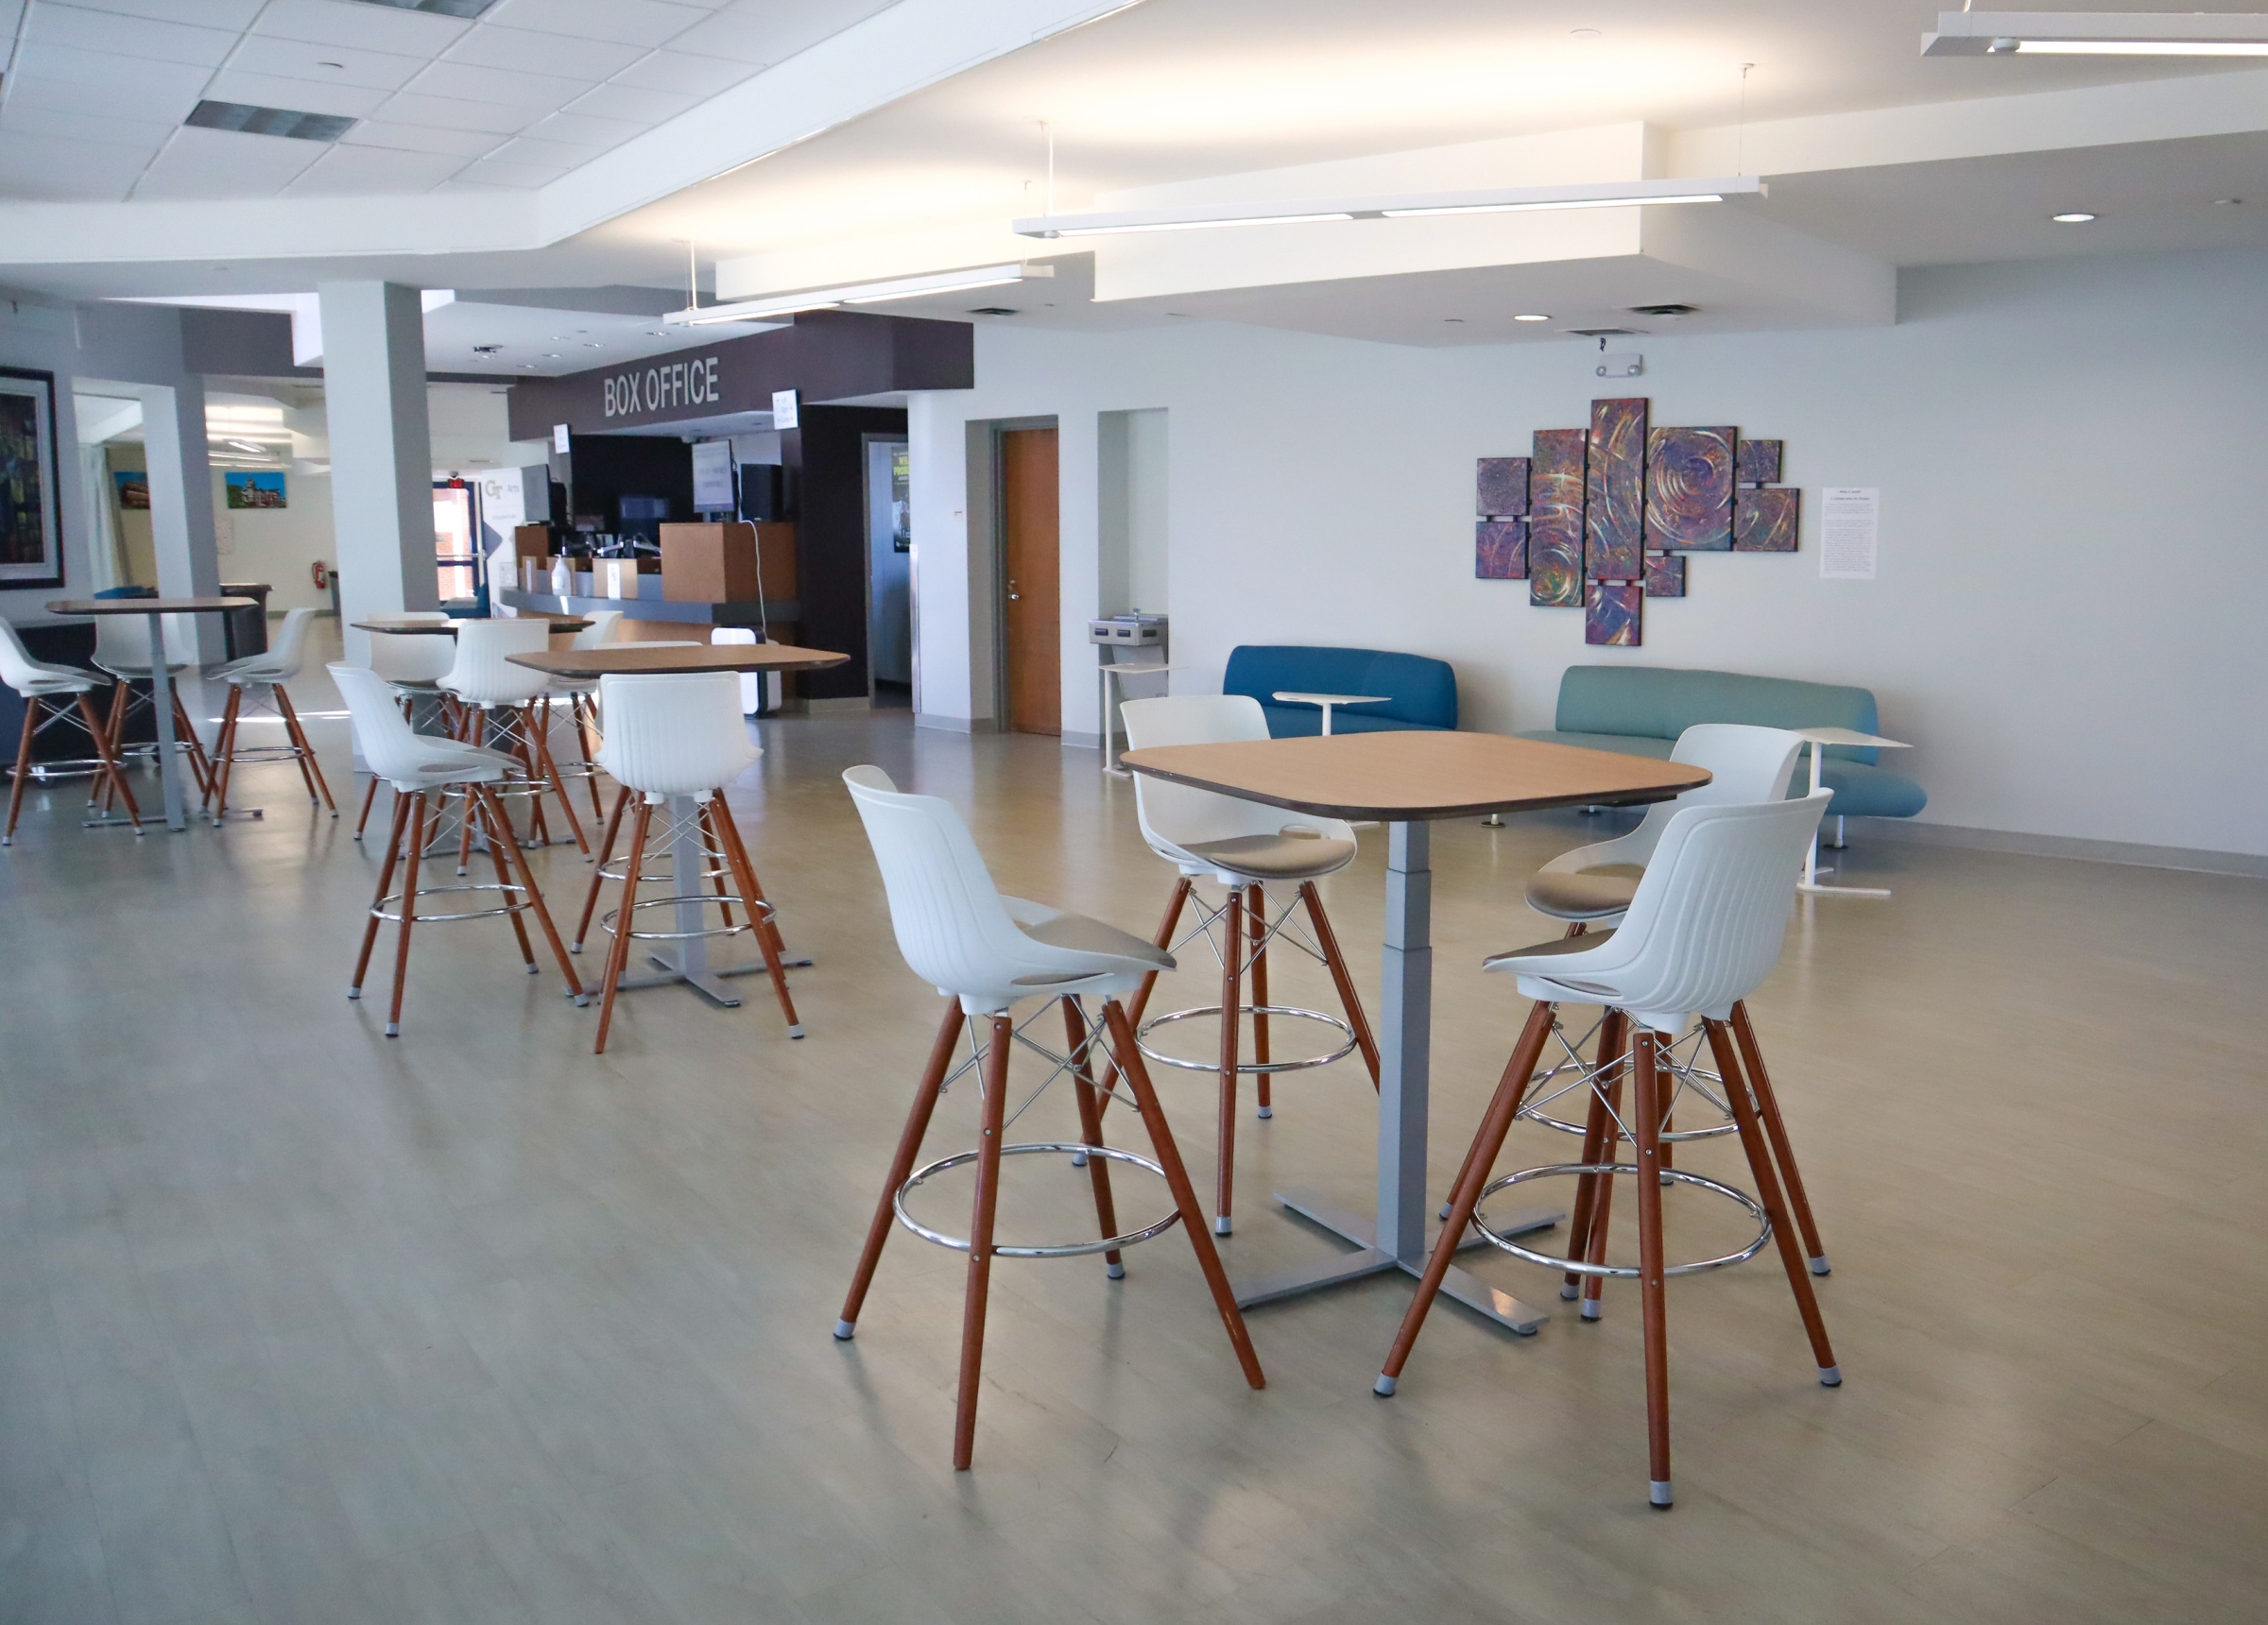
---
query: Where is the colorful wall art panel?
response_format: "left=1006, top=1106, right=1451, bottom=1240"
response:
left=1475, top=456, right=1529, bottom=517
left=1643, top=425, right=1734, bottom=553
left=1475, top=520, right=1527, bottom=578
left=1585, top=397, right=1646, bottom=580
left=224, top=471, right=287, bottom=509
left=1527, top=428, right=1587, bottom=607
left=1585, top=580, right=1642, bottom=646
left=1735, top=438, right=1782, bottom=486
left=1734, top=487, right=1799, bottom=551
left=1644, top=552, right=1686, bottom=598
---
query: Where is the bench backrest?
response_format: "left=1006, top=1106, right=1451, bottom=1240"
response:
left=1555, top=665, right=1881, bottom=763
left=1224, top=644, right=1458, bottom=731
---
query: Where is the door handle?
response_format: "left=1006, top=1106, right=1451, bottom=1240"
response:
left=1006, top=578, right=1021, bottom=601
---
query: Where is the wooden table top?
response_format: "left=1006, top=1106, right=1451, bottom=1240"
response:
left=48, top=597, right=253, bottom=615
left=354, top=616, right=592, bottom=635
left=1120, top=730, right=1711, bottom=821
left=507, top=643, right=850, bottom=677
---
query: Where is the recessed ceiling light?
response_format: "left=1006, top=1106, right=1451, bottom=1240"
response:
left=2213, top=197, right=2244, bottom=206
left=318, top=61, right=345, bottom=69
left=1571, top=27, right=1602, bottom=39
left=1444, top=317, right=1465, bottom=324
left=542, top=352, right=560, bottom=358
left=2050, top=212, right=2096, bottom=223
left=1513, top=313, right=1552, bottom=321
left=582, top=342, right=602, bottom=348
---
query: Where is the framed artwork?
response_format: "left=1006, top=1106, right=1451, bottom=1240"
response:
left=1476, top=519, right=1526, bottom=579
left=1585, top=580, right=1642, bottom=646
left=112, top=470, right=150, bottom=510
left=1585, top=397, right=1646, bottom=579
left=1734, top=487, right=1799, bottom=552
left=1527, top=428, right=1587, bottom=607
left=1735, top=438, right=1782, bottom=487
left=1475, top=455, right=1529, bottom=517
left=1643, top=552, right=1686, bottom=598
left=1644, top=425, right=1734, bottom=552
left=224, top=470, right=287, bottom=509
left=0, top=368, right=64, bottom=588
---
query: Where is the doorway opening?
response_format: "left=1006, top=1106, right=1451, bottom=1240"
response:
left=864, top=434, right=912, bottom=710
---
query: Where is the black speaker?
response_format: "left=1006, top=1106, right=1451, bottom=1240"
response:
left=738, top=463, right=797, bottom=522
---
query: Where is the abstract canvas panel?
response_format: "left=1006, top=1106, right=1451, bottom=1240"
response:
left=1734, top=487, right=1799, bottom=552
left=1528, top=427, right=1587, bottom=607
left=1643, top=425, right=1734, bottom=553
left=1644, top=551, right=1686, bottom=597
left=1585, top=579, right=1642, bottom=646
left=1585, top=398, right=1647, bottom=580
left=1476, top=456, right=1530, bottom=517
left=1476, top=520, right=1527, bottom=579
left=1735, top=438, right=1782, bottom=487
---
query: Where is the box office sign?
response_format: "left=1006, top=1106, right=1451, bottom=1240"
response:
left=603, top=354, right=723, bottom=420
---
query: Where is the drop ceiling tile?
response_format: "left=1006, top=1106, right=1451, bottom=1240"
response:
left=0, top=100, right=177, bottom=151
left=284, top=143, right=466, bottom=195
left=7, top=43, right=212, bottom=118
left=523, top=110, right=648, bottom=149
left=253, top=0, right=469, bottom=58
left=201, top=69, right=391, bottom=120
left=49, top=0, right=262, bottom=26
left=26, top=1, right=239, bottom=65
left=133, top=127, right=325, bottom=199
left=338, top=119, right=503, bottom=159
left=607, top=49, right=758, bottom=99
left=482, top=135, right=592, bottom=174
left=562, top=82, right=694, bottom=125
left=402, top=60, right=590, bottom=112
left=665, top=0, right=896, bottom=67
left=481, top=0, right=706, bottom=49
left=445, top=153, right=576, bottom=189
left=224, top=34, right=429, bottom=93
left=440, top=24, right=649, bottom=80
left=372, top=91, right=533, bottom=136
left=0, top=132, right=153, bottom=200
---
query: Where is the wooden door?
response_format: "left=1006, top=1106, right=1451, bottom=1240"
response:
left=1000, top=427, right=1060, bottom=735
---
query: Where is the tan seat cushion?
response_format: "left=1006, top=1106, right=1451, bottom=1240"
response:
left=1483, top=928, right=1619, bottom=986
left=1013, top=912, right=1175, bottom=984
left=1181, top=831, right=1357, bottom=880
left=1524, top=866, right=1641, bottom=920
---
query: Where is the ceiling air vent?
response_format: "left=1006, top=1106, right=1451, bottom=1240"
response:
left=967, top=307, right=1019, bottom=316
left=1629, top=302, right=1700, bottom=317
left=352, top=0, right=500, bottom=16
left=186, top=101, right=355, bottom=143
left=1567, top=327, right=1640, bottom=338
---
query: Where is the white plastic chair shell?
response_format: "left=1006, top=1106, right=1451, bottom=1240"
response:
left=438, top=618, right=552, bottom=708
left=844, top=765, right=1173, bottom=1015
left=593, top=672, right=757, bottom=799
left=0, top=619, right=96, bottom=698
left=1120, top=693, right=1358, bottom=874
left=93, top=612, right=199, bottom=676
left=1491, top=791, right=1830, bottom=1032
left=1540, top=725, right=1804, bottom=881
left=368, top=624, right=456, bottom=687
left=549, top=609, right=623, bottom=697
left=331, top=663, right=520, bottom=791
left=216, top=607, right=318, bottom=687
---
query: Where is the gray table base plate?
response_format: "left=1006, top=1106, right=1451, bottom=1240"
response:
left=1234, top=1187, right=1563, bottom=1334
left=617, top=949, right=813, bottom=1008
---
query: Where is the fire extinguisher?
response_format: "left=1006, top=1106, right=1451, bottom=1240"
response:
left=310, top=560, right=329, bottom=590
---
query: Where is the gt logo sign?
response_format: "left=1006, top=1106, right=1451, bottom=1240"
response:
left=603, top=355, right=721, bottom=419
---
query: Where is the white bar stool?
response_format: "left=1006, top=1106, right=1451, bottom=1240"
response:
left=91, top=611, right=214, bottom=809
left=207, top=607, right=336, bottom=824
left=437, top=619, right=588, bottom=861
left=1120, top=693, right=1382, bottom=1236
left=352, top=613, right=455, bottom=841
left=0, top=619, right=141, bottom=841
left=1376, top=790, right=1840, bottom=1511
left=542, top=607, right=622, bottom=822
left=833, top=765, right=1264, bottom=1469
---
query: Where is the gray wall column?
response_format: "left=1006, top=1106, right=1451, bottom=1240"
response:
left=318, top=282, right=434, bottom=667
left=137, top=380, right=221, bottom=732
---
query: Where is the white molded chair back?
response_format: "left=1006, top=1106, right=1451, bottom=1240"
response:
left=845, top=765, right=1163, bottom=1011
left=593, top=672, right=756, bottom=797
left=332, top=662, right=512, bottom=790
left=0, top=620, right=88, bottom=696
left=439, top=619, right=551, bottom=707
left=369, top=625, right=456, bottom=686
left=224, top=607, right=318, bottom=684
left=1121, top=693, right=1356, bottom=860
left=1540, top=724, right=1804, bottom=882
left=1502, top=791, right=1830, bottom=1030
left=569, top=609, right=622, bottom=650
left=93, top=612, right=198, bottom=674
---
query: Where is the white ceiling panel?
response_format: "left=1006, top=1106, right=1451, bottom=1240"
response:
left=403, top=60, right=593, bottom=112
left=284, top=143, right=466, bottom=196
left=481, top=0, right=707, bottom=51
left=25, top=0, right=238, bottom=65
left=524, top=110, right=650, bottom=150
left=338, top=119, right=504, bottom=159
left=252, top=0, right=469, bottom=58
left=0, top=100, right=177, bottom=151
left=608, top=49, right=761, bottom=99
left=477, top=136, right=591, bottom=178
left=133, top=128, right=325, bottom=198
left=0, top=132, right=153, bottom=200
left=50, top=0, right=262, bottom=26
left=8, top=43, right=213, bottom=119
left=372, top=91, right=534, bottom=137
left=562, top=82, right=694, bottom=125
left=200, top=69, right=392, bottom=120
left=439, top=24, right=650, bottom=81
left=665, top=0, right=899, bottom=67
left=224, top=34, right=428, bottom=93
left=443, top=154, right=578, bottom=190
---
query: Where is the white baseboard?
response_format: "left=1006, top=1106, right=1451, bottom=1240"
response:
left=1848, top=816, right=2268, bottom=879
left=915, top=713, right=989, bottom=734
left=1061, top=731, right=1102, bottom=750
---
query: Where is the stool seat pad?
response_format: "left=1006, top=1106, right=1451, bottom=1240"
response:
left=95, top=660, right=191, bottom=678
left=1013, top=911, right=1175, bottom=984
left=1524, top=867, right=1641, bottom=920
left=9, top=670, right=94, bottom=696
left=1485, top=929, right=1620, bottom=972
left=1179, top=832, right=1357, bottom=880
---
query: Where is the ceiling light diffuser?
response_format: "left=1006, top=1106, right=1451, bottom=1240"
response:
left=1513, top=314, right=1552, bottom=321
left=1012, top=177, right=1761, bottom=239
left=1923, top=11, right=2268, bottom=56
left=2050, top=212, right=2097, bottom=223
left=665, top=264, right=1055, bottom=327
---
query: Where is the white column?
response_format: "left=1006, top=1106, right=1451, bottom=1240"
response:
left=137, top=381, right=221, bottom=729
left=318, top=282, right=434, bottom=667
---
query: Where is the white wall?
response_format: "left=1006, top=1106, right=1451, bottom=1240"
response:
left=909, top=246, right=2268, bottom=857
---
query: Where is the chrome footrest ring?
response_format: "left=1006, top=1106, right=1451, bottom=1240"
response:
left=1472, top=1163, right=1770, bottom=1277
left=894, top=1142, right=1179, bottom=1257
left=599, top=893, right=776, bottom=944
left=369, top=881, right=535, bottom=925
left=1137, top=1004, right=1357, bottom=1074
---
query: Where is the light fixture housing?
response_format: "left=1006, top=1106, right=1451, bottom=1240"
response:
left=1924, top=10, right=2268, bottom=56
left=665, top=264, right=1054, bottom=327
left=1011, top=176, right=1763, bottom=239
left=2050, top=212, right=2097, bottom=223
left=1513, top=313, right=1553, bottom=322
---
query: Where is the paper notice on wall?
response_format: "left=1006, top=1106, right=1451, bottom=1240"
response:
left=1819, top=488, right=1879, bottom=580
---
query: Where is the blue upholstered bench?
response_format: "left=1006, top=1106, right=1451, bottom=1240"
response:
left=1224, top=645, right=1458, bottom=737
left=1515, top=665, right=1926, bottom=821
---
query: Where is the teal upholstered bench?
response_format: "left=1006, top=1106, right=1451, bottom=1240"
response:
left=1224, top=645, right=1458, bottom=738
left=1515, top=665, right=1926, bottom=821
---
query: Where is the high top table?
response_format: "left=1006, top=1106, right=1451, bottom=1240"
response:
left=1122, top=730, right=1709, bottom=1333
left=48, top=597, right=252, bottom=833
left=1790, top=726, right=1911, bottom=898
left=509, top=640, right=849, bottom=1006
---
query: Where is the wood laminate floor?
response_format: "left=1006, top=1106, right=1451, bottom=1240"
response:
left=2, top=642, right=2263, bottom=1623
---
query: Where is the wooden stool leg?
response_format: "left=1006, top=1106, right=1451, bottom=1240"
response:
left=353, top=777, right=381, bottom=840
left=1250, top=888, right=1272, bottom=1118
left=477, top=785, right=584, bottom=1001
left=351, top=791, right=412, bottom=1000
left=1582, top=1052, right=1627, bottom=1322
left=1300, top=881, right=1382, bottom=1088
left=206, top=685, right=241, bottom=820
left=835, top=1000, right=966, bottom=1339
left=76, top=694, right=140, bottom=830
left=1704, top=1018, right=1839, bottom=1383
left=385, top=793, right=428, bottom=1037
left=1100, top=998, right=1265, bottom=1390
left=696, top=802, right=736, bottom=929
left=524, top=704, right=587, bottom=855
left=953, top=1012, right=1014, bottom=1470
left=707, top=793, right=801, bottom=1038
left=593, top=796, right=654, bottom=1054
left=1213, top=883, right=1245, bottom=1236
left=6, top=696, right=43, bottom=843
left=1375, top=1001, right=1555, bottom=1391
left=1561, top=1008, right=1626, bottom=1300
left=276, top=684, right=336, bottom=812
left=1632, top=1028, right=1674, bottom=1508
left=477, top=788, right=540, bottom=974
left=575, top=786, right=629, bottom=952
left=572, top=695, right=604, bottom=821
left=94, top=681, right=128, bottom=810
left=1061, top=999, right=1125, bottom=1277
left=1098, top=875, right=1192, bottom=1120
left=172, top=691, right=214, bottom=799
left=1732, top=1001, right=1830, bottom=1274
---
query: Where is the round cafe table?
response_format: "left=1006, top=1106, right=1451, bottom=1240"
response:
left=48, top=597, right=252, bottom=832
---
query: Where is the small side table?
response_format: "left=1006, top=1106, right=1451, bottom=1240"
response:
left=1790, top=726, right=1910, bottom=898
left=1100, top=661, right=1181, bottom=776
left=1271, top=692, right=1388, bottom=737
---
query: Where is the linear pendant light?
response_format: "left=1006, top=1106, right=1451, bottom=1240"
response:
left=665, top=264, right=1054, bottom=327
left=1923, top=10, right=2268, bottom=56
left=1011, top=176, right=1764, bottom=239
